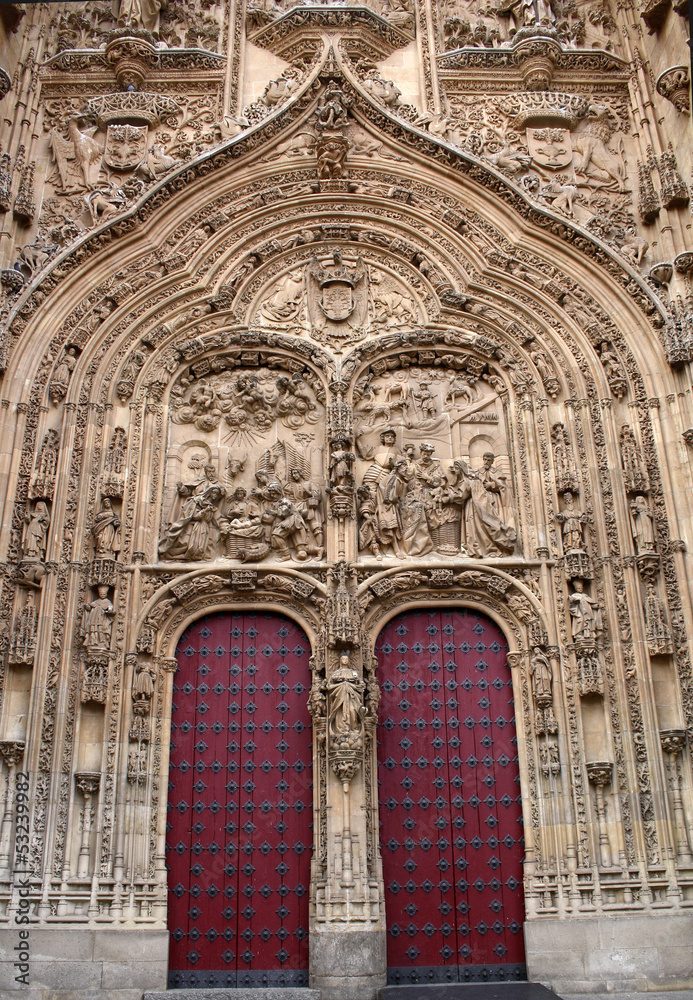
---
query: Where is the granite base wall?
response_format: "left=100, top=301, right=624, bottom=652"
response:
left=525, top=914, right=693, bottom=994
left=0, top=927, right=168, bottom=999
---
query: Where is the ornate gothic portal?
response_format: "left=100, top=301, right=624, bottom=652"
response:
left=377, top=609, right=526, bottom=984
left=0, top=1, right=692, bottom=998
left=167, top=612, right=312, bottom=988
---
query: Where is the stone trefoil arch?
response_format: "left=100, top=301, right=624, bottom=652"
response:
left=0, top=8, right=691, bottom=997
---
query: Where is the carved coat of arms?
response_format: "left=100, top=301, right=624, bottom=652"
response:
left=306, top=251, right=369, bottom=345
left=104, top=124, right=148, bottom=171
left=527, top=126, right=573, bottom=170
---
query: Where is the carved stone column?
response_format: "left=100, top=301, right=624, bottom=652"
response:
left=0, top=740, right=25, bottom=877
left=587, top=761, right=615, bottom=869
left=660, top=730, right=693, bottom=865
left=75, top=772, right=100, bottom=879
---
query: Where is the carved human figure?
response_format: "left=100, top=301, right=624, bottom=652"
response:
left=22, top=501, right=50, bottom=561
left=92, top=499, right=121, bottom=559
left=316, top=82, right=350, bottom=130
left=132, top=660, right=156, bottom=712
left=328, top=654, right=366, bottom=738
left=397, top=443, right=441, bottom=557
left=530, top=646, right=553, bottom=705
left=328, top=437, right=355, bottom=488
left=284, top=468, right=324, bottom=556
left=270, top=498, right=308, bottom=561
left=117, top=0, right=166, bottom=34
left=317, top=136, right=350, bottom=180
left=556, top=493, right=587, bottom=552
left=411, top=382, right=437, bottom=421
left=464, top=452, right=517, bottom=557
left=599, top=342, right=627, bottom=398
left=357, top=485, right=382, bottom=557
left=362, top=426, right=398, bottom=519
left=49, top=347, right=77, bottom=404
left=630, top=495, right=656, bottom=553
left=81, top=585, right=115, bottom=653
left=159, top=469, right=225, bottom=561
left=448, top=460, right=474, bottom=554
left=569, top=580, right=602, bottom=643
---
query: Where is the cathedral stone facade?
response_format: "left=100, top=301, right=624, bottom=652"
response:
left=0, top=0, right=691, bottom=997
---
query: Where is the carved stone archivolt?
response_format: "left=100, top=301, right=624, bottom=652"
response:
left=0, top=24, right=691, bottom=995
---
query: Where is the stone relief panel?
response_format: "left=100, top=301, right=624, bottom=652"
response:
left=249, top=252, right=426, bottom=345
left=354, top=362, right=518, bottom=559
left=438, top=0, right=621, bottom=52
left=159, top=362, right=326, bottom=564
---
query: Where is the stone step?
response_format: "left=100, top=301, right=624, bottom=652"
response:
left=379, top=984, right=560, bottom=1000
left=144, top=991, right=320, bottom=1000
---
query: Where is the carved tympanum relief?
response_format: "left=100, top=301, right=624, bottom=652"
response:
left=251, top=252, right=424, bottom=345
left=159, top=363, right=326, bottom=563
left=354, top=362, right=517, bottom=559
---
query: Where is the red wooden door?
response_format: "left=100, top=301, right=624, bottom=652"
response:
left=166, top=611, right=312, bottom=988
left=376, top=608, right=525, bottom=986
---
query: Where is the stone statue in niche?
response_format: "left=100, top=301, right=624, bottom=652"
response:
left=355, top=365, right=517, bottom=559
left=328, top=653, right=366, bottom=749
left=569, top=580, right=602, bottom=644
left=48, top=346, right=78, bottom=405
left=92, top=499, right=122, bottom=559
left=598, top=342, right=627, bottom=400
left=80, top=585, right=115, bottom=655
left=22, top=502, right=51, bottom=561
left=630, top=495, right=656, bottom=553
left=556, top=492, right=587, bottom=552
left=132, top=659, right=156, bottom=714
left=530, top=646, right=553, bottom=704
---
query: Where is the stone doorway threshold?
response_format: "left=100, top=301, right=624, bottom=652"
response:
left=144, top=991, right=320, bottom=999
left=379, top=986, right=560, bottom=999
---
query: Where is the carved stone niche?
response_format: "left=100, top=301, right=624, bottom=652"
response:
left=159, top=355, right=326, bottom=565
left=354, top=358, right=518, bottom=561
